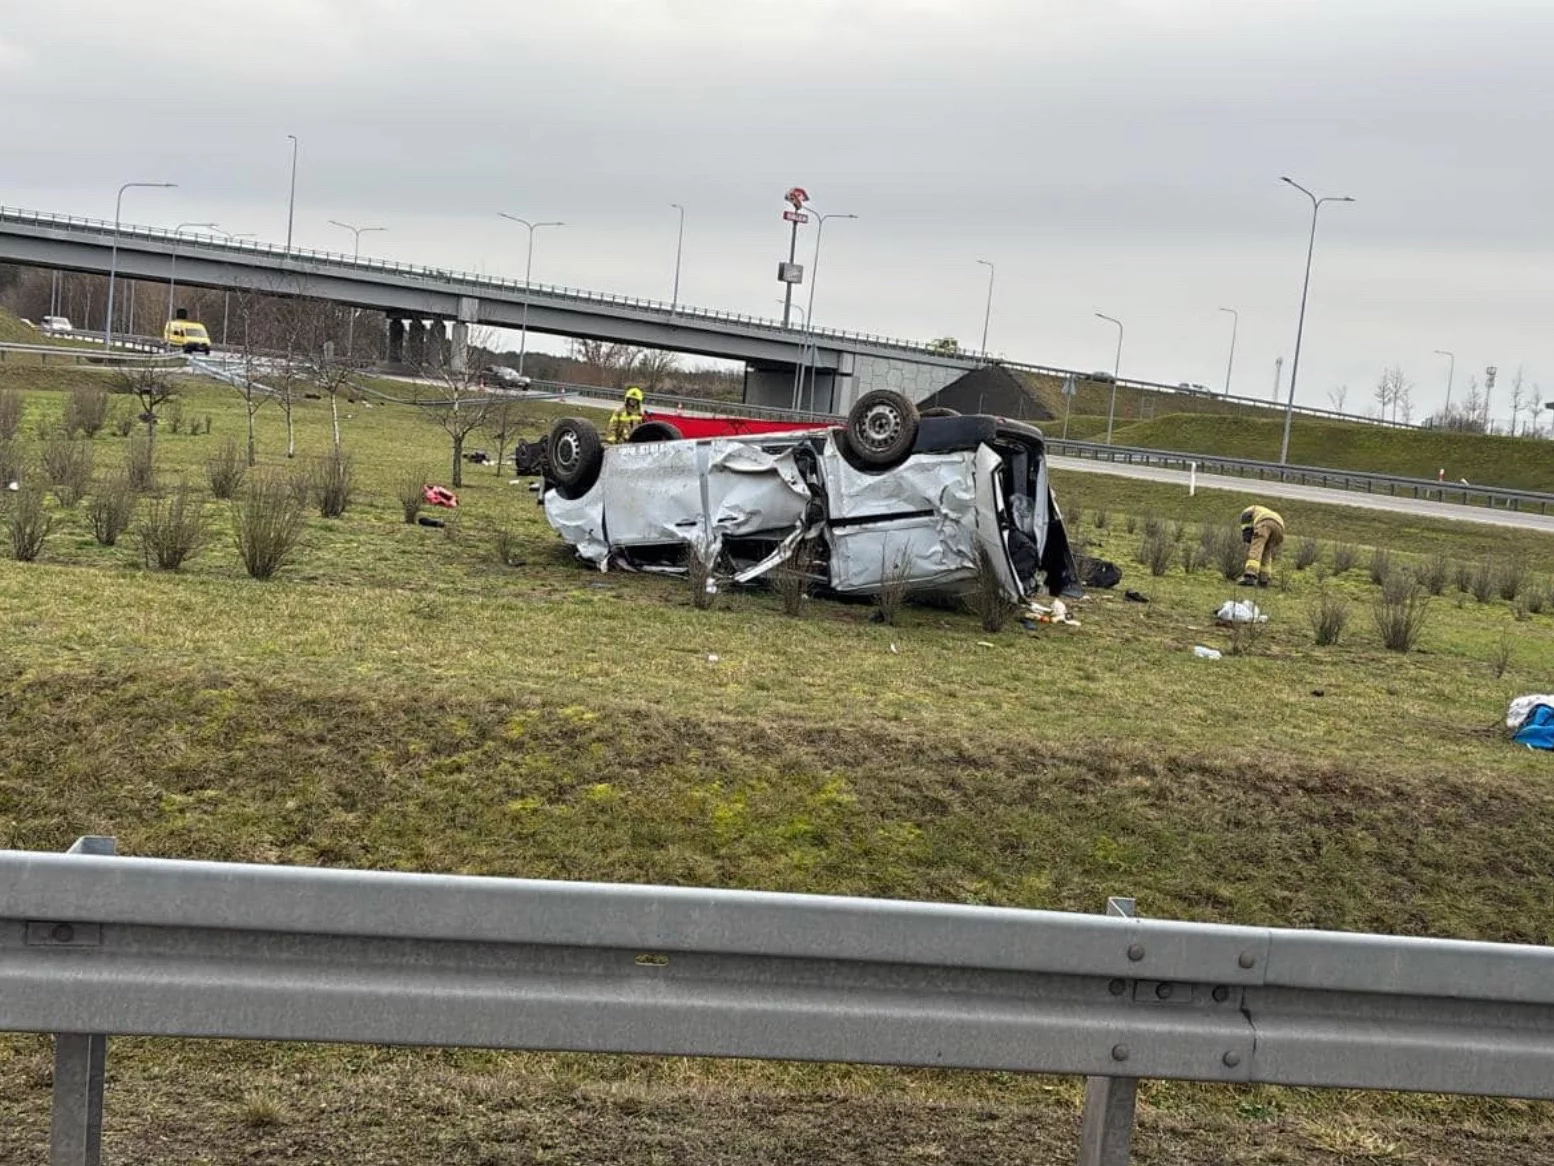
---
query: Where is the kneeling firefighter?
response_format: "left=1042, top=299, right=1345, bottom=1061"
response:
left=1239, top=505, right=1285, bottom=587
left=607, top=386, right=646, bottom=444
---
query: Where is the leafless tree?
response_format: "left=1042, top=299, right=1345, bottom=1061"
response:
left=416, top=354, right=493, bottom=489
left=1326, top=384, right=1349, bottom=414
left=113, top=364, right=179, bottom=452
left=1531, top=385, right=1545, bottom=437
left=570, top=339, right=642, bottom=389
left=1398, top=381, right=1415, bottom=424
left=485, top=395, right=523, bottom=478
left=1509, top=366, right=1526, bottom=436
left=1373, top=365, right=1407, bottom=422
left=635, top=349, right=681, bottom=393
left=226, top=282, right=276, bottom=466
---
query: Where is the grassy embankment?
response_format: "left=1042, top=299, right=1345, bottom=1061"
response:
left=2, top=363, right=1554, bottom=1164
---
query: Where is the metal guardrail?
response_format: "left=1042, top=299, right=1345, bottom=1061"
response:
left=1046, top=438, right=1554, bottom=514
left=6, top=839, right=1554, bottom=1166
left=0, top=340, right=183, bottom=367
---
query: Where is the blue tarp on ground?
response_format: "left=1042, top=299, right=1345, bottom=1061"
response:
left=1513, top=704, right=1554, bottom=751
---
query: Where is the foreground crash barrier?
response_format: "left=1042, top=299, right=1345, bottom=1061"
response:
left=7, top=840, right=1554, bottom=1166
left=537, top=390, right=1078, bottom=602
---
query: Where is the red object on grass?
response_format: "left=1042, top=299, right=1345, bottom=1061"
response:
left=423, top=485, right=459, bottom=509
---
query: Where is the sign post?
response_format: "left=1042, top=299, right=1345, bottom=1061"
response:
left=779, top=187, right=809, bottom=327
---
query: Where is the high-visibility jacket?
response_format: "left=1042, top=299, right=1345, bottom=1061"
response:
left=607, top=409, right=643, bottom=444
left=1239, top=505, right=1284, bottom=535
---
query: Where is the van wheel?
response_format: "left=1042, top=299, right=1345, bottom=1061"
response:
left=547, top=417, right=604, bottom=498
left=629, top=420, right=683, bottom=443
left=920, top=407, right=960, bottom=418
left=843, top=390, right=919, bottom=468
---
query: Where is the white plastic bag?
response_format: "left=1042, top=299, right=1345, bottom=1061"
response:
left=1214, top=600, right=1267, bottom=625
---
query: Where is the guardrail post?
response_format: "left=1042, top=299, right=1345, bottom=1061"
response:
left=1077, top=895, right=1139, bottom=1166
left=50, top=835, right=116, bottom=1166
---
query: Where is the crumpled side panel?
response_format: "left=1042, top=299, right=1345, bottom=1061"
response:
left=543, top=489, right=609, bottom=567
left=820, top=445, right=981, bottom=521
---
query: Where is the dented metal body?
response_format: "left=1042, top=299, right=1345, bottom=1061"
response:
left=541, top=416, right=1076, bottom=600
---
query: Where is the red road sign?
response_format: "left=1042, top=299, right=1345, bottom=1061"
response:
left=782, top=210, right=809, bottom=223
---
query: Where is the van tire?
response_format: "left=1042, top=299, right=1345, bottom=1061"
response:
left=843, top=390, right=919, bottom=469
left=629, top=420, right=684, bottom=443
left=547, top=417, right=604, bottom=498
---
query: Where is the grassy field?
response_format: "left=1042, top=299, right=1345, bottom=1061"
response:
left=2, top=364, right=1554, bottom=1164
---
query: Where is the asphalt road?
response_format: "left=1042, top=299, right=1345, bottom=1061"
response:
left=1050, top=456, right=1551, bottom=533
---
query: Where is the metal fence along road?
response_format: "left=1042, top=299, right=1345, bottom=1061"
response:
left=6, top=839, right=1554, bottom=1165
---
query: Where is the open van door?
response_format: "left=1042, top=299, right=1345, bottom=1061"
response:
left=972, top=444, right=1025, bottom=602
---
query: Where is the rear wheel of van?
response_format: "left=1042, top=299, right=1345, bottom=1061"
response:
left=843, top=389, right=919, bottom=469
left=547, top=417, right=604, bottom=498
left=629, top=420, right=683, bottom=443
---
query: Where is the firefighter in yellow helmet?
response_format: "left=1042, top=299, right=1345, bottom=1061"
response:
left=607, top=386, right=646, bottom=444
left=1239, top=505, right=1285, bottom=587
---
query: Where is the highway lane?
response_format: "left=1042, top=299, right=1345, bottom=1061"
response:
left=1050, top=455, right=1551, bottom=533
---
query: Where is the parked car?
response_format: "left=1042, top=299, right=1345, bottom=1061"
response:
left=538, top=389, right=1076, bottom=603
left=37, top=316, right=73, bottom=336
left=479, top=365, right=530, bottom=390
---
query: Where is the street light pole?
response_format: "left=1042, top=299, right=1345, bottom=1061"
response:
left=285, top=135, right=299, bottom=252
left=210, top=228, right=254, bottom=347
left=670, top=203, right=685, bottom=311
left=1095, top=312, right=1124, bottom=444
left=794, top=211, right=856, bottom=412
left=498, top=213, right=565, bottom=377
left=1434, top=349, right=1455, bottom=415
left=329, top=220, right=387, bottom=357
left=1218, top=307, right=1238, bottom=396
left=104, top=181, right=176, bottom=351
left=1279, top=176, right=1354, bottom=464
left=167, top=221, right=219, bottom=324
left=976, top=259, right=995, bottom=357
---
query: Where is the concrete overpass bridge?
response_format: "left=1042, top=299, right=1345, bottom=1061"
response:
left=0, top=206, right=975, bottom=413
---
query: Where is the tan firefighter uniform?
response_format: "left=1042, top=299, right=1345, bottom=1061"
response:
left=1239, top=505, right=1285, bottom=587
left=607, top=386, right=645, bottom=444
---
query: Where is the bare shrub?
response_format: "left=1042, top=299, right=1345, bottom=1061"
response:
left=1124, top=513, right=1138, bottom=535
left=1490, top=632, right=1513, bottom=679
left=41, top=436, right=93, bottom=507
left=63, top=383, right=111, bottom=438
left=1331, top=542, right=1358, bottom=575
left=1309, top=588, right=1350, bottom=646
left=1373, top=573, right=1429, bottom=653
left=493, top=525, right=524, bottom=568
left=1454, top=559, right=1475, bottom=594
left=397, top=468, right=427, bottom=524
left=5, top=485, right=51, bottom=561
left=1527, top=583, right=1548, bottom=616
left=967, top=545, right=1020, bottom=632
left=1513, top=593, right=1532, bottom=623
left=1226, top=610, right=1267, bottom=656
left=0, top=437, right=19, bottom=487
left=87, top=470, right=137, bottom=546
left=773, top=540, right=818, bottom=617
left=1213, top=525, right=1245, bottom=581
left=1368, top=546, right=1392, bottom=585
left=309, top=452, right=354, bottom=519
left=873, top=547, right=912, bottom=626
left=1469, top=558, right=1497, bottom=603
left=1416, top=552, right=1449, bottom=596
left=687, top=543, right=718, bottom=610
left=1140, top=514, right=1164, bottom=541
left=125, top=433, right=156, bottom=493
left=1093, top=509, right=1108, bottom=530
left=1294, top=537, right=1320, bottom=571
left=1136, top=531, right=1173, bottom=577
left=140, top=482, right=208, bottom=570
left=164, top=398, right=185, bottom=435
left=0, top=387, right=21, bottom=441
left=1498, top=554, right=1527, bottom=602
left=287, top=470, right=312, bottom=511
left=234, top=470, right=307, bottom=580
left=206, top=439, right=247, bottom=500
left=113, top=415, right=134, bottom=438
left=1169, top=520, right=1185, bottom=543
left=1180, top=541, right=1205, bottom=574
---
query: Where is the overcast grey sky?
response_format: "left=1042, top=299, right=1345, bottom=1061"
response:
left=4, top=0, right=1552, bottom=416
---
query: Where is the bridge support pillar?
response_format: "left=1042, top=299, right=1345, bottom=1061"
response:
left=406, top=320, right=428, bottom=367
left=387, top=318, right=406, bottom=364
left=451, top=321, right=469, bottom=374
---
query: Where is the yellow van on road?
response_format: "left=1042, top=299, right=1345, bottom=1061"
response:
left=164, top=318, right=212, bottom=354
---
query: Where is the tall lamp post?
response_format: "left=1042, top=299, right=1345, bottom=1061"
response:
left=669, top=203, right=685, bottom=312
left=795, top=210, right=857, bottom=412
left=1434, top=349, right=1455, bottom=415
left=166, top=221, right=219, bottom=324
left=1278, top=176, right=1354, bottom=464
left=330, top=220, right=387, bottom=357
left=210, top=228, right=254, bottom=346
left=104, top=181, right=177, bottom=351
left=976, top=259, right=995, bottom=357
left=285, top=135, right=299, bottom=252
left=1218, top=307, right=1238, bottom=396
left=1095, top=312, right=1124, bottom=444
left=498, top=213, right=565, bottom=377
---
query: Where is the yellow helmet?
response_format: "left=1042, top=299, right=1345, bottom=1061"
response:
left=625, top=386, right=644, bottom=403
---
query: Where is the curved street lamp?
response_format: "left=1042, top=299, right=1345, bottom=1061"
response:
left=104, top=181, right=177, bottom=351
left=977, top=259, right=995, bottom=357
left=499, top=213, right=565, bottom=377
left=1279, top=177, right=1354, bottom=463
left=1095, top=312, right=1124, bottom=444
left=166, top=221, right=219, bottom=324
left=794, top=210, right=857, bottom=412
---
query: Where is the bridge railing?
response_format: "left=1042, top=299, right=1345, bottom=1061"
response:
left=7, top=839, right=1554, bottom=1166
